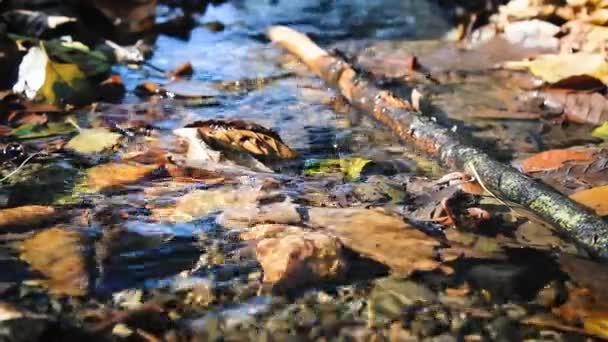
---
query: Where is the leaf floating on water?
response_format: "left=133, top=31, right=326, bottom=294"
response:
left=308, top=207, right=443, bottom=276
left=86, top=162, right=162, bottom=192
left=519, top=148, right=595, bottom=173
left=12, top=46, right=93, bottom=105
left=186, top=119, right=298, bottom=160
left=19, top=227, right=88, bottom=296
left=305, top=158, right=372, bottom=180
left=66, top=127, right=122, bottom=154
left=570, top=185, right=608, bottom=216
left=0, top=205, right=57, bottom=230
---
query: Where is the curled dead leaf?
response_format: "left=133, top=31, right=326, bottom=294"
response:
left=185, top=119, right=297, bottom=160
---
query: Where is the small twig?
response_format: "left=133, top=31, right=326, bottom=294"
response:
left=0, top=152, right=40, bottom=183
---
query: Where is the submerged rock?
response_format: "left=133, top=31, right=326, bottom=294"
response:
left=369, top=277, right=437, bottom=323
left=255, top=231, right=348, bottom=291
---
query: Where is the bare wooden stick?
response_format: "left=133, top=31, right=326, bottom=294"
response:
left=268, top=25, right=608, bottom=258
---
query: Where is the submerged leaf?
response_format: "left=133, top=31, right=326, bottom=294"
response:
left=85, top=162, right=161, bottom=192
left=0, top=205, right=57, bottom=230
left=19, top=227, right=88, bottom=296
left=308, top=207, right=443, bottom=275
left=11, top=121, right=76, bottom=139
left=305, top=158, right=372, bottom=180
left=66, top=127, right=122, bottom=154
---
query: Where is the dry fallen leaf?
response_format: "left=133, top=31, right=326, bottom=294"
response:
left=542, top=90, right=608, bottom=124
left=86, top=162, right=162, bottom=192
left=19, top=226, right=89, bottom=296
left=308, top=207, right=443, bottom=275
left=0, top=205, right=58, bottom=230
left=519, top=148, right=595, bottom=173
left=505, top=53, right=608, bottom=83
left=570, top=185, right=608, bottom=215
left=185, top=119, right=298, bottom=160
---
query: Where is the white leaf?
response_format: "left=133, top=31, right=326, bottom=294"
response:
left=13, top=47, right=47, bottom=99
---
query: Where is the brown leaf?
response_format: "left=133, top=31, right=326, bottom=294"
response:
left=185, top=119, right=298, bottom=160
left=0, top=205, right=58, bottom=230
left=570, top=185, right=608, bottom=216
left=19, top=227, right=88, bottom=296
left=520, top=148, right=595, bottom=173
left=86, top=163, right=162, bottom=192
left=308, top=207, right=443, bottom=275
left=542, top=90, right=608, bottom=124
left=548, top=75, right=607, bottom=93
left=163, top=164, right=224, bottom=184
left=532, top=152, right=608, bottom=195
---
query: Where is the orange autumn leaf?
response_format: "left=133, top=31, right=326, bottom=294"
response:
left=570, top=185, right=608, bottom=216
left=520, top=149, right=595, bottom=173
left=86, top=163, right=163, bottom=192
left=0, top=205, right=58, bottom=230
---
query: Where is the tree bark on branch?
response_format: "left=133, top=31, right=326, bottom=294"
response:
left=267, top=25, right=608, bottom=258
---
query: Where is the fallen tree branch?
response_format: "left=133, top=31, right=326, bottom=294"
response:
left=267, top=25, right=608, bottom=258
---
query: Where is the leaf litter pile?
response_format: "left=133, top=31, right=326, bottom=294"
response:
left=1, top=0, right=608, bottom=341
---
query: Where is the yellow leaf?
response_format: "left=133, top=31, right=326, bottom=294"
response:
left=66, top=127, right=122, bottom=154
left=570, top=185, right=608, bottom=215
left=592, top=122, right=608, bottom=139
left=41, top=57, right=91, bottom=105
left=584, top=316, right=608, bottom=340
left=505, top=53, right=608, bottom=83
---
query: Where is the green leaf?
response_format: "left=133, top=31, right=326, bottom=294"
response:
left=305, top=158, right=372, bottom=180
left=592, top=122, right=608, bottom=140
left=66, top=127, right=122, bottom=154
left=11, top=121, right=76, bottom=139
left=43, top=41, right=111, bottom=78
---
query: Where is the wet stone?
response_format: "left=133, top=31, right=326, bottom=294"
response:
left=255, top=231, right=348, bottom=291
left=369, top=277, right=437, bottom=323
